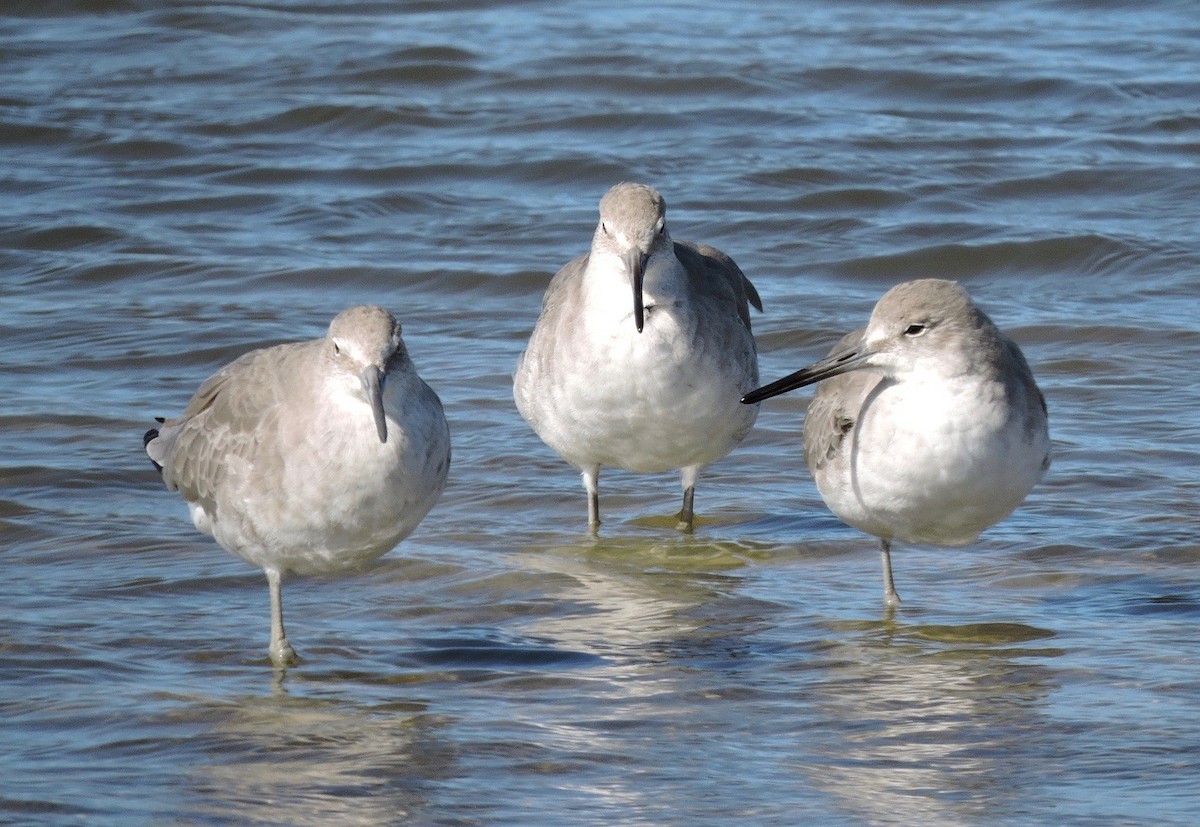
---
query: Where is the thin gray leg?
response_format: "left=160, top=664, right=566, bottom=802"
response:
left=582, top=466, right=601, bottom=532
left=266, top=568, right=299, bottom=668
left=677, top=485, right=696, bottom=532
left=880, top=539, right=902, bottom=607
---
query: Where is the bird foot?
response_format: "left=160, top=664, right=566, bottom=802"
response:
left=270, top=639, right=299, bottom=669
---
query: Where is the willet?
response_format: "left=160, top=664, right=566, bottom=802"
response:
left=742, top=279, right=1049, bottom=605
left=514, top=182, right=762, bottom=531
left=145, top=305, right=450, bottom=667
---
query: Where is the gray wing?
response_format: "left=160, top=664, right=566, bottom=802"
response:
left=1000, top=334, right=1048, bottom=418
left=147, top=343, right=305, bottom=505
left=513, top=252, right=590, bottom=422
left=674, top=240, right=763, bottom=330
left=999, top=333, right=1051, bottom=469
left=536, top=252, right=589, bottom=319
left=802, top=328, right=878, bottom=473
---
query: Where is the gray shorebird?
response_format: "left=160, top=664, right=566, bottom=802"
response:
left=743, top=279, right=1049, bottom=605
left=145, top=305, right=450, bottom=666
left=514, top=182, right=762, bottom=531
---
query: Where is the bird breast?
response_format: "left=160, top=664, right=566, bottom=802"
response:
left=825, top=371, right=1046, bottom=545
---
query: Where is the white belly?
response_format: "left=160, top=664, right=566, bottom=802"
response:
left=817, top=376, right=1048, bottom=546
left=521, top=296, right=757, bottom=475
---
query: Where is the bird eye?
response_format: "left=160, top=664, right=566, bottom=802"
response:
left=601, top=222, right=609, bottom=235
left=903, top=323, right=927, bottom=337
left=655, top=221, right=665, bottom=236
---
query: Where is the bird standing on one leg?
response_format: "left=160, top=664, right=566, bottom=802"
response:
left=743, top=279, right=1049, bottom=605
left=514, top=182, right=762, bottom=532
left=145, top=305, right=450, bottom=667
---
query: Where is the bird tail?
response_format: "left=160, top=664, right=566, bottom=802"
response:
left=144, top=418, right=165, bottom=473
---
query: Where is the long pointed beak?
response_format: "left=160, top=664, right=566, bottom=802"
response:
left=741, top=344, right=874, bottom=404
left=625, top=249, right=648, bottom=333
left=361, top=365, right=388, bottom=442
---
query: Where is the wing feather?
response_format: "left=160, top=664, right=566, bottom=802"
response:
left=148, top=343, right=310, bottom=507
left=801, top=328, right=877, bottom=473
left=673, top=240, right=762, bottom=330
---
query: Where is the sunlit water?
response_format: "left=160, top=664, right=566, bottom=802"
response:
left=3, top=1, right=1199, bottom=824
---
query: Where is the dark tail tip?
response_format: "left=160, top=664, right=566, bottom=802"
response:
left=144, top=428, right=163, bottom=473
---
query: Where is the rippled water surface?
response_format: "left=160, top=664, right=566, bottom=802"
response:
left=3, top=1, right=1200, bottom=824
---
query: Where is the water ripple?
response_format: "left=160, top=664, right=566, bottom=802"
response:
left=2, top=1, right=1199, bottom=824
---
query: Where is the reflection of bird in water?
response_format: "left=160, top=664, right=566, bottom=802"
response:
left=801, top=621, right=1058, bottom=825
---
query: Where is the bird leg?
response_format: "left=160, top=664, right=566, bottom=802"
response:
left=582, top=466, right=601, bottom=533
left=676, top=485, right=696, bottom=533
left=265, top=568, right=299, bottom=668
left=880, top=539, right=902, bottom=607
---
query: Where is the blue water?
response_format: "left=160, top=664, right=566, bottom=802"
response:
left=2, top=1, right=1199, bottom=824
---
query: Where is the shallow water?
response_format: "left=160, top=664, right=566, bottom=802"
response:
left=3, top=1, right=1200, bottom=824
